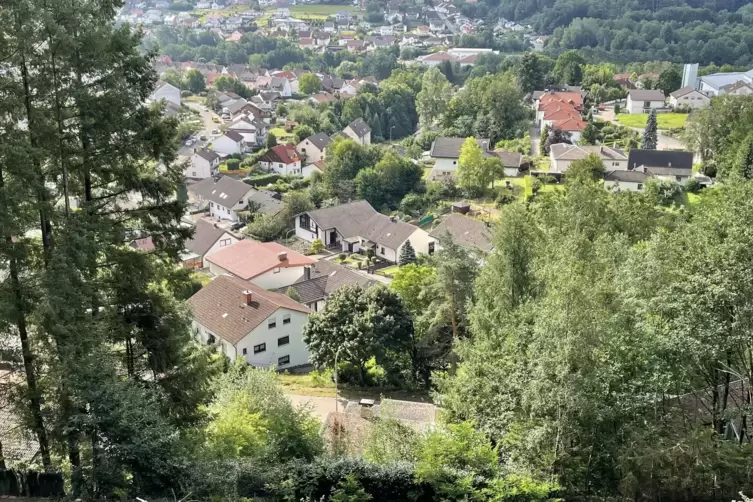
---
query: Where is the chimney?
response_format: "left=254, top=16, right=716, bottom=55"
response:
left=278, top=251, right=288, bottom=262
left=242, top=290, right=253, bottom=305
left=303, top=265, right=311, bottom=281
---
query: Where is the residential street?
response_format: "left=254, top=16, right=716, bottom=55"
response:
left=529, top=125, right=541, bottom=156
left=287, top=394, right=347, bottom=421
left=178, top=100, right=222, bottom=158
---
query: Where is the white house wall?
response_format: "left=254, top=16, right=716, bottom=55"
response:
left=235, top=309, right=310, bottom=368
left=202, top=231, right=239, bottom=267
left=604, top=180, right=645, bottom=192
left=250, top=266, right=305, bottom=290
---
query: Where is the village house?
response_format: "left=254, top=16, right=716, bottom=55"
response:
left=274, top=260, right=376, bottom=313
left=190, top=175, right=282, bottom=222
left=342, top=117, right=372, bottom=145
left=627, top=149, right=694, bottom=184
left=548, top=144, right=628, bottom=173
left=212, top=130, right=247, bottom=155
left=602, top=170, right=650, bottom=192
left=669, top=86, right=711, bottom=109
left=150, top=81, right=181, bottom=107
left=295, top=200, right=436, bottom=263
left=188, top=276, right=311, bottom=368
left=258, top=144, right=302, bottom=175
left=187, top=149, right=221, bottom=179
left=427, top=137, right=492, bottom=180
left=625, top=89, right=666, bottom=114
left=205, top=240, right=315, bottom=289
left=185, top=219, right=240, bottom=268
left=296, top=132, right=333, bottom=164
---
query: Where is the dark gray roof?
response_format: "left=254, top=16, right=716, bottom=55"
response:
left=271, top=76, right=288, bottom=91
left=185, top=219, right=230, bottom=256
left=646, top=167, right=694, bottom=177
left=226, top=98, right=249, bottom=114
left=628, top=89, right=666, bottom=101
left=430, top=137, right=491, bottom=158
left=304, top=132, right=333, bottom=150
left=604, top=170, right=649, bottom=183
left=247, top=189, right=284, bottom=215
left=346, top=117, right=371, bottom=138
left=224, top=130, right=244, bottom=142
left=495, top=151, right=523, bottom=168
left=195, top=148, right=220, bottom=163
left=628, top=149, right=693, bottom=171
left=190, top=175, right=253, bottom=207
left=305, top=200, right=419, bottom=250
left=275, top=260, right=375, bottom=303
left=429, top=214, right=493, bottom=252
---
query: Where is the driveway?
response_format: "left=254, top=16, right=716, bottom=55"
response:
left=177, top=100, right=222, bottom=158
left=529, top=125, right=541, bottom=156
left=287, top=394, right=347, bottom=421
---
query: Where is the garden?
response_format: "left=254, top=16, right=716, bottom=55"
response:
left=616, top=112, right=688, bottom=129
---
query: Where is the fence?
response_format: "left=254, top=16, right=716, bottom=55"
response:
left=0, top=469, right=65, bottom=497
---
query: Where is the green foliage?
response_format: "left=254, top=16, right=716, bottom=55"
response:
left=292, top=124, right=315, bottom=144
left=266, top=131, right=278, bottom=149
left=580, top=121, right=599, bottom=145
left=285, top=287, right=301, bottom=302
left=355, top=151, right=423, bottom=210
left=415, top=422, right=499, bottom=481
left=331, top=475, right=373, bottom=502
left=184, top=69, right=206, bottom=93
left=642, top=108, right=658, bottom=150
left=657, top=67, right=682, bottom=95
left=324, top=139, right=383, bottom=201
left=417, top=67, right=453, bottom=129
left=244, top=213, right=286, bottom=241
left=245, top=173, right=283, bottom=186
left=310, top=238, right=325, bottom=254
left=362, top=419, right=421, bottom=465
left=457, top=137, right=502, bottom=196
left=298, top=73, right=323, bottom=95
left=225, top=158, right=241, bottom=170
left=398, top=240, right=417, bottom=267
left=565, top=153, right=605, bottom=183
left=495, top=134, right=531, bottom=156
left=517, top=52, right=546, bottom=94
left=302, top=284, right=413, bottom=385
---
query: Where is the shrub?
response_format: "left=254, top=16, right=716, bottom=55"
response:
left=226, top=158, right=241, bottom=170
left=338, top=253, right=347, bottom=261
left=311, top=239, right=325, bottom=254
left=245, top=173, right=282, bottom=186
left=496, top=191, right=517, bottom=207
left=684, top=178, right=702, bottom=193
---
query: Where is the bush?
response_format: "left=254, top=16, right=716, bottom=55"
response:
left=245, top=173, right=283, bottom=186
left=311, top=238, right=325, bottom=254
left=244, top=214, right=286, bottom=241
left=684, top=178, right=702, bottom=193
left=338, top=253, right=347, bottom=261
left=496, top=191, right=517, bottom=207
left=180, top=90, right=192, bottom=97
left=226, top=158, right=241, bottom=170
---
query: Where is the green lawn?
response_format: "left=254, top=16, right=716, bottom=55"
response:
left=269, top=127, right=293, bottom=142
left=422, top=167, right=432, bottom=180
left=616, top=113, right=688, bottom=129
left=262, top=4, right=357, bottom=20
left=507, top=175, right=564, bottom=199
left=376, top=265, right=400, bottom=277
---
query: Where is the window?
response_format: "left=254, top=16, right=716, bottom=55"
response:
left=207, top=334, right=216, bottom=344
left=428, top=242, right=435, bottom=255
left=273, top=267, right=281, bottom=274
left=380, top=247, right=385, bottom=255
left=676, top=176, right=682, bottom=182
left=299, top=214, right=314, bottom=231
left=278, top=355, right=290, bottom=366
left=452, top=160, right=457, bottom=165
left=278, top=335, right=290, bottom=346
left=220, top=238, right=231, bottom=247
left=210, top=201, right=214, bottom=208
left=192, top=171, right=196, bottom=177
left=283, top=314, right=291, bottom=325
left=242, top=348, right=247, bottom=355
left=637, top=183, right=643, bottom=190
left=253, top=343, right=266, bottom=354
left=612, top=162, right=619, bottom=167
left=268, top=318, right=277, bottom=329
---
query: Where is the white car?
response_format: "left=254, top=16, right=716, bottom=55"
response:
left=185, top=139, right=195, bottom=146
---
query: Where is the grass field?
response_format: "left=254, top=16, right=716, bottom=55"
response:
left=278, top=372, right=431, bottom=401
left=269, top=127, right=293, bottom=142
left=616, top=113, right=688, bottom=129
left=375, top=265, right=400, bottom=277
left=260, top=4, right=357, bottom=22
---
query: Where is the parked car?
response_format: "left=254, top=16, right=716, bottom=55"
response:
left=212, top=116, right=220, bottom=123
left=230, top=221, right=245, bottom=231
left=211, top=128, right=219, bottom=135
left=185, top=139, right=194, bottom=146
left=200, top=135, right=207, bottom=140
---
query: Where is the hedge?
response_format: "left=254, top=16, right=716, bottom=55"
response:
left=244, top=173, right=283, bottom=187
left=0, top=469, right=65, bottom=497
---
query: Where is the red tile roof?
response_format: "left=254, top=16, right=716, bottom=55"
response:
left=538, top=91, right=583, bottom=110
left=552, top=116, right=588, bottom=132
left=205, top=240, right=314, bottom=280
left=543, top=107, right=581, bottom=121
left=188, top=275, right=309, bottom=345
left=259, top=144, right=300, bottom=165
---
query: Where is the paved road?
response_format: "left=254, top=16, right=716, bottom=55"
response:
left=178, top=100, right=222, bottom=158
left=529, top=125, right=541, bottom=156
left=598, top=105, right=686, bottom=151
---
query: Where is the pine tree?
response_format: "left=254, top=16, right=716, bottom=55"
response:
left=642, top=109, right=658, bottom=150
left=0, top=0, right=214, bottom=496
left=540, top=125, right=550, bottom=155
left=399, top=240, right=417, bottom=266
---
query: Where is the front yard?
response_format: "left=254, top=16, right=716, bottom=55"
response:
left=616, top=112, right=688, bottom=129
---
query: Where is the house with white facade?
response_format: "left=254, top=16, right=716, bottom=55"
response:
left=625, top=89, right=666, bottom=114
left=697, top=68, right=753, bottom=96
left=669, top=86, right=710, bottom=109
left=295, top=200, right=435, bottom=263
left=150, top=81, right=181, bottom=107
left=188, top=275, right=311, bottom=368
left=549, top=144, right=628, bottom=173
left=187, top=149, right=221, bottom=179
left=205, top=240, right=315, bottom=290
left=626, top=149, right=694, bottom=184
left=342, top=117, right=372, bottom=145
left=427, top=137, right=492, bottom=180
left=227, top=115, right=267, bottom=146
left=212, top=130, right=247, bottom=155
left=258, top=144, right=302, bottom=175
left=185, top=219, right=239, bottom=267
left=603, top=170, right=650, bottom=192
left=296, top=132, right=332, bottom=164
left=189, top=175, right=256, bottom=222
